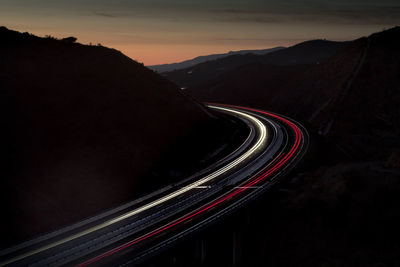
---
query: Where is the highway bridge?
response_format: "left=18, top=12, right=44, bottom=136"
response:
left=0, top=104, right=308, bottom=266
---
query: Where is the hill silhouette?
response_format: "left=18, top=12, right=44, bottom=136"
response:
left=164, top=39, right=348, bottom=89
left=147, top=47, right=285, bottom=73
left=188, top=26, right=400, bottom=162
left=150, top=27, right=400, bottom=266
left=0, top=27, right=246, bottom=247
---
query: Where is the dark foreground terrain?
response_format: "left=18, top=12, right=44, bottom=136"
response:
left=0, top=27, right=248, bottom=248
left=2, top=25, right=399, bottom=266
left=144, top=159, right=400, bottom=266
left=143, top=27, right=400, bottom=266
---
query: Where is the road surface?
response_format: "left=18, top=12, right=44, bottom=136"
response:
left=0, top=104, right=308, bottom=266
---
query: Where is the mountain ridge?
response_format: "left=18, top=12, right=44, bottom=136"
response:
left=185, top=26, right=400, bottom=166
left=164, top=39, right=349, bottom=89
left=149, top=26, right=400, bottom=267
left=0, top=26, right=244, bottom=247
left=147, top=47, right=285, bottom=73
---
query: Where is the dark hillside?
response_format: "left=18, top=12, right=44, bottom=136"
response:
left=187, top=27, right=400, bottom=162
left=258, top=39, right=349, bottom=66
left=148, top=46, right=285, bottom=73
left=188, top=63, right=310, bottom=107
left=323, top=27, right=400, bottom=160
left=164, top=39, right=348, bottom=89
left=266, top=27, right=400, bottom=162
left=163, top=53, right=263, bottom=89
left=154, top=27, right=400, bottom=266
left=0, top=27, right=244, bottom=247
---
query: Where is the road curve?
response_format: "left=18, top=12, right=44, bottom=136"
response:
left=0, top=104, right=308, bottom=266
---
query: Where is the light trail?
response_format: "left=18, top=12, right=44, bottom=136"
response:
left=0, top=105, right=268, bottom=267
left=79, top=105, right=304, bottom=266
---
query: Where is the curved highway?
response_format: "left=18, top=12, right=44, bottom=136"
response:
left=0, top=104, right=308, bottom=266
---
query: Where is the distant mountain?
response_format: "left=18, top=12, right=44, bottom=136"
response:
left=0, top=26, right=243, bottom=247
left=164, top=39, right=349, bottom=89
left=147, top=47, right=285, bottom=73
left=187, top=26, right=400, bottom=161
left=156, top=26, right=400, bottom=267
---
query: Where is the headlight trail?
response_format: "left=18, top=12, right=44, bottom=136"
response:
left=0, top=105, right=268, bottom=266
left=79, top=104, right=305, bottom=266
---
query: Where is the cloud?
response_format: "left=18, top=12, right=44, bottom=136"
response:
left=212, top=4, right=400, bottom=25
left=93, top=12, right=118, bottom=18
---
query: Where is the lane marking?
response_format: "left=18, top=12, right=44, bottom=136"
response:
left=0, top=105, right=268, bottom=266
left=79, top=105, right=304, bottom=266
left=233, top=186, right=262, bottom=189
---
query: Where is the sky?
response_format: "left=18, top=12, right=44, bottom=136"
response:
left=1, top=0, right=399, bottom=65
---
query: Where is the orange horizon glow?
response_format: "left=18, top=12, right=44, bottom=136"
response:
left=110, top=43, right=297, bottom=66
left=1, top=22, right=391, bottom=66
left=1, top=0, right=397, bottom=66
left=1, top=24, right=306, bottom=66
left=3, top=22, right=388, bottom=66
left=0, top=23, right=369, bottom=66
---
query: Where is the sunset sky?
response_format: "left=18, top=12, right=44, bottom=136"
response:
left=1, top=0, right=399, bottom=65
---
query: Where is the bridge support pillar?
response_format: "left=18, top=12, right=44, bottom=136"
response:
left=232, top=231, right=242, bottom=266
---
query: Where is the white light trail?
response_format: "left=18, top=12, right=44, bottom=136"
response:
left=0, top=105, right=268, bottom=266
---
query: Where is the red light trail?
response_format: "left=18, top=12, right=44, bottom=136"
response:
left=80, top=105, right=303, bottom=266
